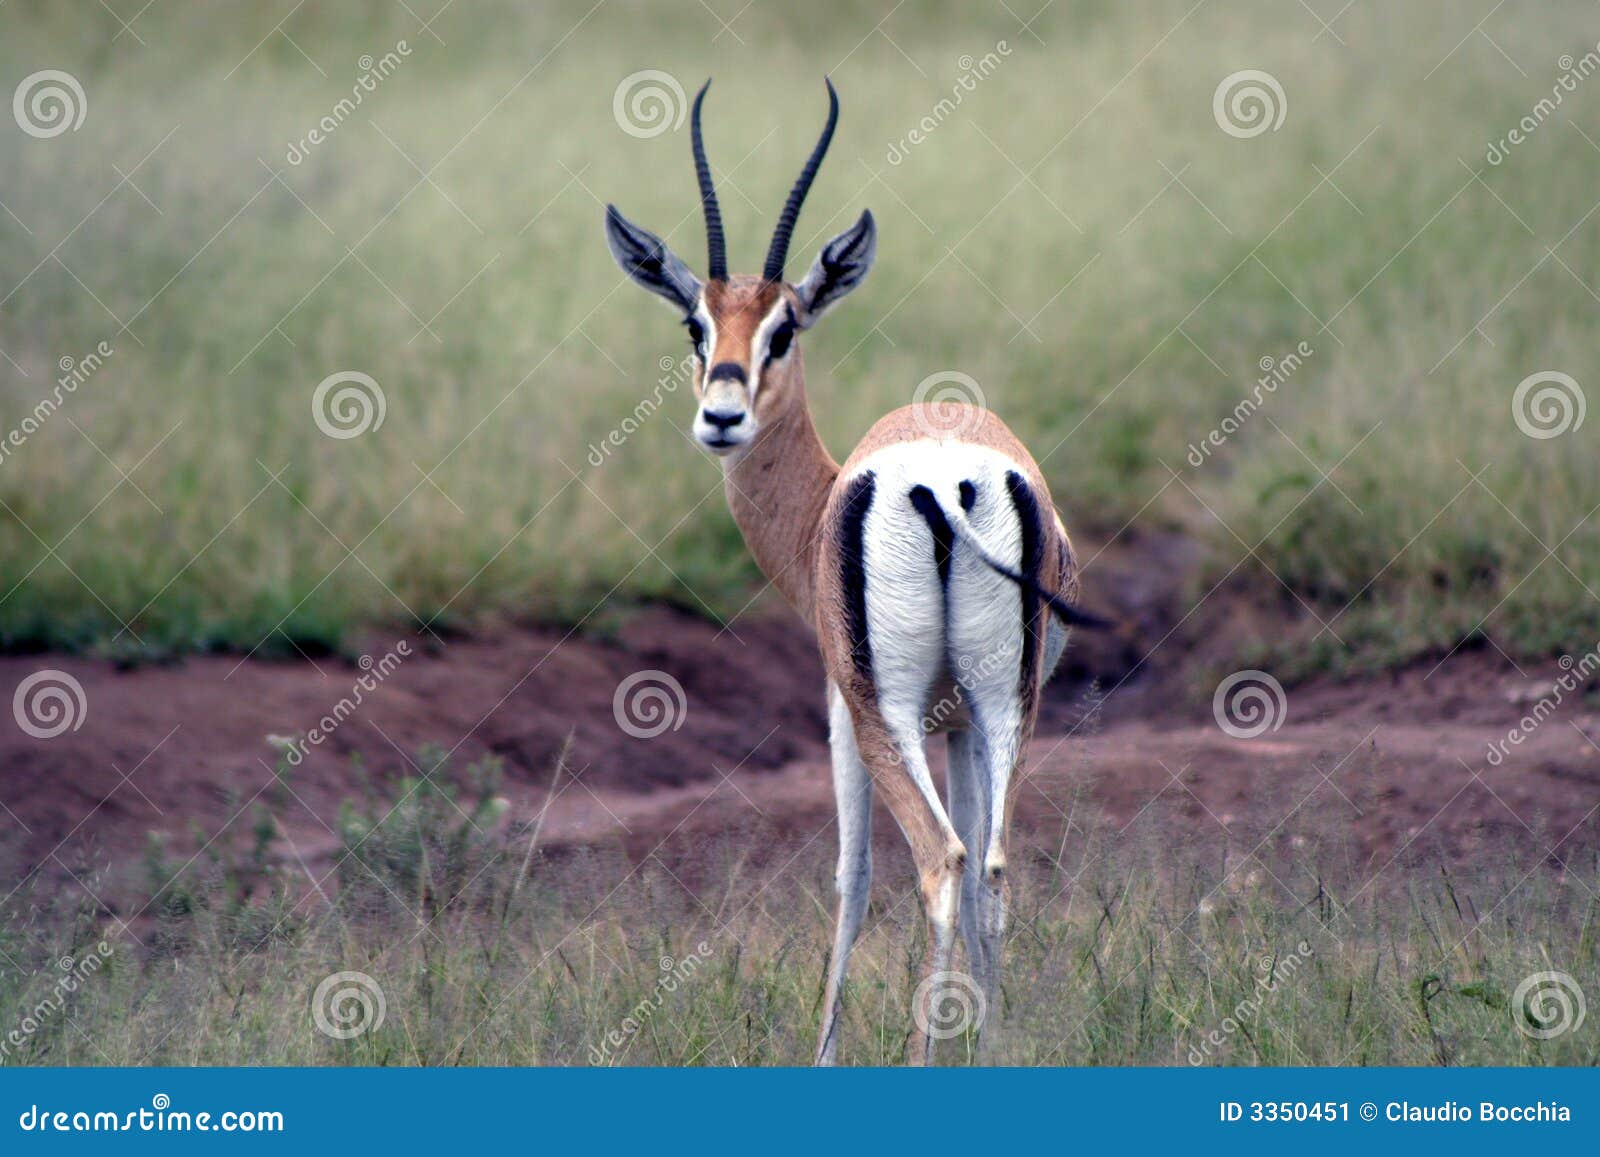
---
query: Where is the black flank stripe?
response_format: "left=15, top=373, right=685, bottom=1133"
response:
left=839, top=471, right=876, bottom=685
left=1005, top=471, right=1044, bottom=708
left=907, top=485, right=954, bottom=587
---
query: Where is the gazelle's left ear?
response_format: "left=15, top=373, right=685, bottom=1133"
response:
left=793, top=209, right=875, bottom=328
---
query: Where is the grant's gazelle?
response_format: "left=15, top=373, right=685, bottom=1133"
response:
left=604, top=79, right=1094, bottom=1064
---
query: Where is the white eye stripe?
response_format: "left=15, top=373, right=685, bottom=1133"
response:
left=754, top=301, right=791, bottom=352
left=748, top=301, right=794, bottom=397
left=693, top=304, right=718, bottom=364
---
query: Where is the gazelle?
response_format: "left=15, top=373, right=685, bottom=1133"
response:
left=604, top=79, right=1094, bottom=1065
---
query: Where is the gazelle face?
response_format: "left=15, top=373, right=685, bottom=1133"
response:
left=603, top=79, right=876, bottom=462
left=686, top=278, right=794, bottom=457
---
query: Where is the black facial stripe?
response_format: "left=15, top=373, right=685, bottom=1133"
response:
left=1005, top=470, right=1044, bottom=711
left=839, top=471, right=876, bottom=687
left=958, top=480, right=977, bottom=512
left=707, top=361, right=747, bottom=384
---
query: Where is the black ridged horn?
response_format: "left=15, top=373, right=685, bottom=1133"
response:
left=763, top=78, right=839, bottom=283
left=691, top=80, right=727, bottom=282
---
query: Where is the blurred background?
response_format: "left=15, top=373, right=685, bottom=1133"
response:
left=1, top=0, right=1595, bottom=669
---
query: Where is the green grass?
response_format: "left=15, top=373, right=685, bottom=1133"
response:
left=1, top=749, right=1596, bottom=1066
left=2, top=1, right=1598, bottom=666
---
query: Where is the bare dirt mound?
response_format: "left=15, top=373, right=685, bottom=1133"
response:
left=1, top=531, right=1596, bottom=899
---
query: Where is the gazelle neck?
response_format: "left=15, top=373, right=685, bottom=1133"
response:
left=721, top=355, right=839, bottom=625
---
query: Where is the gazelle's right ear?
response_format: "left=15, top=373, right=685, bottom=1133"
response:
left=794, top=209, right=875, bottom=328
left=604, top=204, right=702, bottom=313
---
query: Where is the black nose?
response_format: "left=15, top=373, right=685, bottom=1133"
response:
left=702, top=407, right=745, bottom=431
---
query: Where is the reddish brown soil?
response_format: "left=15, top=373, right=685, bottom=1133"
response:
left=3, top=531, right=1597, bottom=901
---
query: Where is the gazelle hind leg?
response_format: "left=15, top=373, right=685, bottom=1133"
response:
left=946, top=728, right=996, bottom=999
left=971, top=695, right=1025, bottom=883
left=963, top=683, right=1039, bottom=1061
left=951, top=582, right=1036, bottom=1055
left=815, top=682, right=873, bottom=1067
left=848, top=705, right=966, bottom=1066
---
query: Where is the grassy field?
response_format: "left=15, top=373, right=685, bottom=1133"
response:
left=1, top=0, right=1598, bottom=668
left=1, top=750, right=1594, bottom=1066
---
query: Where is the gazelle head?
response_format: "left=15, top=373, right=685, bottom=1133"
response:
left=605, top=79, right=876, bottom=458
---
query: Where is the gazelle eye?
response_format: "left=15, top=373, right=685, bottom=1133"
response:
left=685, top=318, right=706, bottom=355
left=766, top=323, right=794, bottom=363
